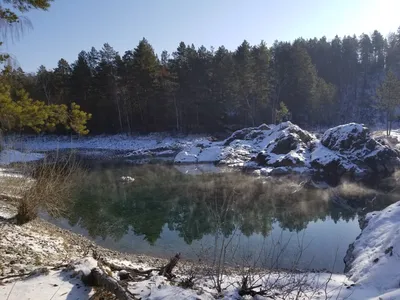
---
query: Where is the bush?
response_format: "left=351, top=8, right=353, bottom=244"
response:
left=15, top=156, right=85, bottom=225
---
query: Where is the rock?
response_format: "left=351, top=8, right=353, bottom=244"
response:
left=174, top=122, right=400, bottom=186
left=269, top=167, right=291, bottom=176
left=118, top=270, right=130, bottom=280
left=224, top=127, right=256, bottom=146
left=257, top=123, right=270, bottom=131
left=312, top=123, right=400, bottom=185
left=321, top=123, right=369, bottom=151
left=270, top=134, right=299, bottom=155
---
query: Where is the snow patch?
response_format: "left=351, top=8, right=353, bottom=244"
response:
left=0, top=150, right=44, bottom=165
left=73, top=257, right=98, bottom=276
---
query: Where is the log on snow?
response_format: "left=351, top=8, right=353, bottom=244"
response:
left=89, top=267, right=135, bottom=300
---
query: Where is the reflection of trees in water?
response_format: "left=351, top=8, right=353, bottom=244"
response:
left=66, top=165, right=376, bottom=244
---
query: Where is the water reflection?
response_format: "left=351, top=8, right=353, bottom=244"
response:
left=58, top=164, right=396, bottom=272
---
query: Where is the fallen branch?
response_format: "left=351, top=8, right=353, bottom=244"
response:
left=0, top=272, right=30, bottom=281
left=50, top=263, right=69, bottom=270
left=0, top=267, right=49, bottom=282
left=89, top=267, right=135, bottom=300
left=238, top=276, right=270, bottom=297
left=99, top=259, right=159, bottom=276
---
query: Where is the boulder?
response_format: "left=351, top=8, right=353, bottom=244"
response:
left=269, top=134, right=299, bottom=155
left=223, top=124, right=271, bottom=146
left=321, top=123, right=369, bottom=151
left=312, top=123, right=400, bottom=185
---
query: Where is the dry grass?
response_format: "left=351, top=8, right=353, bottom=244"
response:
left=13, top=155, right=85, bottom=225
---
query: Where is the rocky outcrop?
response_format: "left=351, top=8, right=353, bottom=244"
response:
left=311, top=123, right=400, bottom=185
left=174, top=122, right=400, bottom=185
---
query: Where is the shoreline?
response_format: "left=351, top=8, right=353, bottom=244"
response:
left=0, top=202, right=355, bottom=299
left=1, top=185, right=400, bottom=298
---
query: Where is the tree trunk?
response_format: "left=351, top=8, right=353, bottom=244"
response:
left=159, top=253, right=181, bottom=277
left=386, top=112, right=390, bottom=136
left=173, top=95, right=180, bottom=132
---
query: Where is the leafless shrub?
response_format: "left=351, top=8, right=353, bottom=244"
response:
left=15, top=153, right=85, bottom=224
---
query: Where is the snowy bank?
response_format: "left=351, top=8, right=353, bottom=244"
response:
left=5, top=133, right=209, bottom=153
left=344, top=201, right=400, bottom=292
left=0, top=150, right=44, bottom=165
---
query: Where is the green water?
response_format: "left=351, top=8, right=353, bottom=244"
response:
left=49, top=163, right=394, bottom=273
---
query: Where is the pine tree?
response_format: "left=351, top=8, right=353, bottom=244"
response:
left=132, top=38, right=160, bottom=131
left=376, top=70, right=400, bottom=136
left=251, top=41, right=270, bottom=125
left=233, top=40, right=255, bottom=126
left=53, top=58, right=71, bottom=104
left=275, top=102, right=290, bottom=123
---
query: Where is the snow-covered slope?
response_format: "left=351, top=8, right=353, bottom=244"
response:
left=344, top=201, right=400, bottom=291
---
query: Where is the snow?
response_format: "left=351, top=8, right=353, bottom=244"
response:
left=175, top=122, right=315, bottom=168
left=0, top=150, right=45, bottom=165
left=321, top=123, right=366, bottom=151
left=197, top=146, right=224, bottom=163
left=174, top=147, right=201, bottom=163
left=310, top=142, right=358, bottom=171
left=0, top=270, right=94, bottom=300
left=6, top=133, right=209, bottom=152
left=0, top=260, right=395, bottom=300
left=347, top=201, right=400, bottom=291
left=72, top=257, right=98, bottom=276
left=121, top=176, right=135, bottom=183
left=0, top=167, right=26, bottom=178
left=2, top=203, right=400, bottom=299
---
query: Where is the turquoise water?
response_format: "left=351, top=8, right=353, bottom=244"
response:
left=49, top=164, right=369, bottom=273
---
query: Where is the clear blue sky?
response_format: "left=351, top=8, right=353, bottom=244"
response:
left=4, top=0, right=400, bottom=72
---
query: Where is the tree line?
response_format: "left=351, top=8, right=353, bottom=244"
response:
left=8, top=24, right=400, bottom=134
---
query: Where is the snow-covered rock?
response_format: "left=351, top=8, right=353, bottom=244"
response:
left=311, top=123, right=400, bottom=184
left=120, top=176, right=135, bottom=183
left=254, top=122, right=314, bottom=169
left=174, top=122, right=400, bottom=185
left=175, top=122, right=316, bottom=169
left=344, top=201, right=400, bottom=291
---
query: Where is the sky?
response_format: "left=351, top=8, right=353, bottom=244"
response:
left=4, top=0, right=400, bottom=72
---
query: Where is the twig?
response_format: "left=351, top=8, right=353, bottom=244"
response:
left=0, top=272, right=31, bottom=281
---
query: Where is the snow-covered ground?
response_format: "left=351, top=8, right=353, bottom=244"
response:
left=345, top=201, right=400, bottom=293
left=0, top=149, right=44, bottom=165
left=4, top=133, right=209, bottom=153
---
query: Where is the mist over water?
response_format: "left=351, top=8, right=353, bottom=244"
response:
left=47, top=163, right=399, bottom=273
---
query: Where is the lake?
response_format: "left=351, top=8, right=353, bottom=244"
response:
left=47, top=163, right=395, bottom=273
